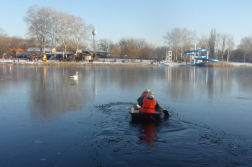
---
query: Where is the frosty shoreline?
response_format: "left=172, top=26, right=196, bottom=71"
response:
left=0, top=58, right=252, bottom=67
left=0, top=58, right=158, bottom=66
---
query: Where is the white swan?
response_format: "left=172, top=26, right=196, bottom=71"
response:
left=70, top=71, right=78, bottom=79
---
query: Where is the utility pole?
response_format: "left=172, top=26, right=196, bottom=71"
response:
left=92, top=27, right=97, bottom=60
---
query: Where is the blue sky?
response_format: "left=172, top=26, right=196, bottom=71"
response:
left=1, top=0, right=252, bottom=47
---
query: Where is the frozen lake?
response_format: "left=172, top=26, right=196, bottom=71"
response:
left=0, top=65, right=252, bottom=166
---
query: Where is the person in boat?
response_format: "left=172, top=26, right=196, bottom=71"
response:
left=140, top=91, right=160, bottom=114
left=137, top=88, right=150, bottom=107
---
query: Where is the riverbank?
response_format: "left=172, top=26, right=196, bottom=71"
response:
left=0, top=60, right=159, bottom=67
left=205, top=61, right=252, bottom=67
left=205, top=61, right=235, bottom=67
left=1, top=59, right=251, bottom=67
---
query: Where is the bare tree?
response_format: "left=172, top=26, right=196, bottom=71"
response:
left=163, top=28, right=181, bottom=61
left=118, top=38, right=154, bottom=59
left=0, top=28, right=38, bottom=58
left=136, top=39, right=154, bottom=59
left=24, top=6, right=92, bottom=60
left=238, top=37, right=252, bottom=62
left=220, top=34, right=227, bottom=61
left=98, top=39, right=113, bottom=52
left=154, top=46, right=170, bottom=60
left=109, top=46, right=121, bottom=58
left=0, top=28, right=8, bottom=57
left=0, top=27, right=7, bottom=37
left=215, top=33, right=221, bottom=59
left=198, top=31, right=229, bottom=60
left=24, top=6, right=54, bottom=54
left=226, top=35, right=235, bottom=62
left=180, top=28, right=197, bottom=60
left=198, top=35, right=210, bottom=50
left=140, top=45, right=154, bottom=59
left=118, top=38, right=136, bottom=59
left=7, top=36, right=29, bottom=49
left=118, top=38, right=127, bottom=58
left=208, top=29, right=216, bottom=58
left=72, top=16, right=92, bottom=60
left=50, top=9, right=59, bottom=59
left=127, top=45, right=139, bottom=59
left=164, top=28, right=196, bottom=61
left=55, top=12, right=73, bottom=60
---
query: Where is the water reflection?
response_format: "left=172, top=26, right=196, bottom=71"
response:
left=0, top=66, right=99, bottom=118
left=163, top=66, right=252, bottom=101
left=1, top=65, right=252, bottom=118
left=139, top=122, right=157, bottom=145
left=1, top=65, right=252, bottom=166
left=29, top=66, right=99, bottom=118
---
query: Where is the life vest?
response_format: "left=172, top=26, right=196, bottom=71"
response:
left=140, top=97, right=156, bottom=113
left=141, top=92, right=148, bottom=97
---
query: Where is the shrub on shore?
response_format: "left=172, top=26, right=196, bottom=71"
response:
left=205, top=61, right=235, bottom=67
left=0, top=61, right=158, bottom=67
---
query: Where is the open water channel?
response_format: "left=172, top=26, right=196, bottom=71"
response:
left=0, top=65, right=252, bottom=167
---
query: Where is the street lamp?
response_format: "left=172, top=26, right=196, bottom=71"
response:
left=92, top=27, right=97, bottom=60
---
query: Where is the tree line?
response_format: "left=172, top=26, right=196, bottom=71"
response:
left=1, top=6, right=92, bottom=60
left=0, top=28, right=36, bottom=56
left=164, top=28, right=252, bottom=62
left=91, top=28, right=252, bottom=62
left=1, top=5, right=252, bottom=62
left=24, top=5, right=92, bottom=60
left=106, top=38, right=169, bottom=60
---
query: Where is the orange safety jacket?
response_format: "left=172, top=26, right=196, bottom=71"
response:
left=140, top=97, right=156, bottom=113
left=141, top=92, right=148, bottom=97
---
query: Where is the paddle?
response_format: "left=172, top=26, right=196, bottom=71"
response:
left=161, top=107, right=169, bottom=117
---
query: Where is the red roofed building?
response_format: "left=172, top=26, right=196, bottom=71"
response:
left=9, top=48, right=28, bottom=58
left=9, top=48, right=28, bottom=52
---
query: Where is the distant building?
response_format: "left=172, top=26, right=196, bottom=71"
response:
left=53, top=51, right=74, bottom=60
left=97, top=52, right=108, bottom=58
left=82, top=52, right=92, bottom=61
left=9, top=48, right=28, bottom=58
left=27, top=47, right=56, bottom=56
left=76, top=50, right=92, bottom=61
left=3, top=50, right=14, bottom=57
left=16, top=52, right=28, bottom=58
left=26, top=47, right=75, bottom=60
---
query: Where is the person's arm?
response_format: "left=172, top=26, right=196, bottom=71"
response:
left=137, top=96, right=144, bottom=106
left=155, top=101, right=160, bottom=109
